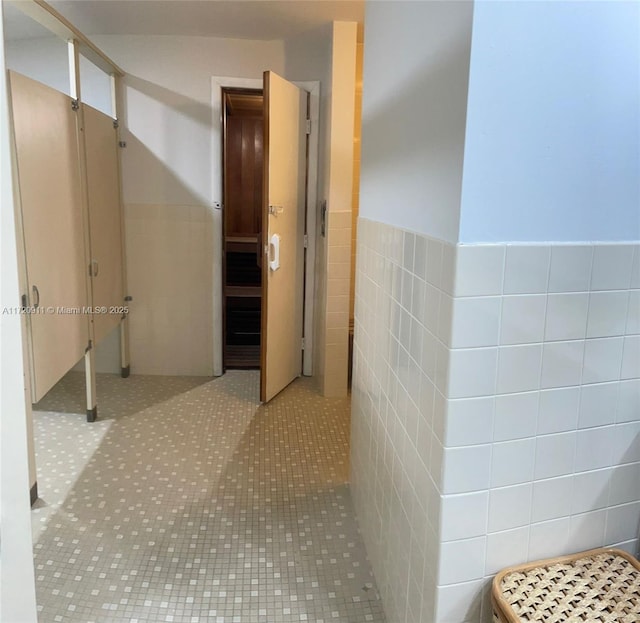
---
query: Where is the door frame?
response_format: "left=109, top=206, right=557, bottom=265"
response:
left=211, top=76, right=319, bottom=377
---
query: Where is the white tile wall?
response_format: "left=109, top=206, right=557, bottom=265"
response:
left=494, top=392, right=538, bottom=441
left=545, top=293, right=589, bottom=341
left=578, top=382, right=618, bottom=429
left=572, top=469, right=611, bottom=514
left=438, top=536, right=487, bottom=585
left=352, top=220, right=640, bottom=623
left=537, top=387, right=580, bottom=434
left=351, top=219, right=457, bottom=623
left=541, top=340, right=585, bottom=389
left=627, top=290, right=640, bottom=334
left=496, top=345, right=543, bottom=394
left=439, top=492, right=489, bottom=541
left=454, top=245, right=505, bottom=297
left=448, top=348, right=498, bottom=399
left=567, top=509, right=607, bottom=553
left=500, top=294, right=546, bottom=345
left=548, top=245, right=593, bottom=293
left=445, top=397, right=494, bottom=446
left=435, top=579, right=484, bottom=623
left=490, top=438, right=536, bottom=488
left=450, top=296, right=501, bottom=348
left=528, top=516, right=571, bottom=560
left=587, top=291, right=629, bottom=338
left=583, top=337, right=625, bottom=384
left=591, top=245, right=635, bottom=291
left=488, top=483, right=532, bottom=533
left=485, top=526, right=529, bottom=575
left=531, top=475, right=573, bottom=522
left=503, top=246, right=550, bottom=295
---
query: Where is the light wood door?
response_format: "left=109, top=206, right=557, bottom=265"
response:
left=83, top=103, right=124, bottom=345
left=260, top=72, right=307, bottom=402
left=9, top=71, right=90, bottom=402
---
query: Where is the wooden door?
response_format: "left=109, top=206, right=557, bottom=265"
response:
left=9, top=71, right=90, bottom=402
left=83, top=103, right=124, bottom=346
left=260, top=71, right=307, bottom=402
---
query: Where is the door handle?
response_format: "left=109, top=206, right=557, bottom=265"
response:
left=268, top=233, right=280, bottom=272
left=32, top=285, right=40, bottom=309
left=92, top=260, right=99, bottom=277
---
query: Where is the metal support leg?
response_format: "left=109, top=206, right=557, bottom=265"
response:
left=120, top=314, right=130, bottom=378
left=85, top=346, right=97, bottom=422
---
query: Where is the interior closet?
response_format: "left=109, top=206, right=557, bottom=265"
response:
left=222, top=89, right=264, bottom=369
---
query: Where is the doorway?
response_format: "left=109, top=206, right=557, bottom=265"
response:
left=222, top=88, right=264, bottom=369
left=211, top=76, right=320, bottom=381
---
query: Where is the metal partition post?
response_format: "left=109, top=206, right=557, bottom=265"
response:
left=84, top=345, right=97, bottom=422
left=69, top=38, right=98, bottom=420
left=111, top=74, right=131, bottom=378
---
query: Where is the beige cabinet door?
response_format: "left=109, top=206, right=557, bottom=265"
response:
left=83, top=103, right=124, bottom=345
left=9, top=71, right=90, bottom=402
left=260, top=71, right=307, bottom=402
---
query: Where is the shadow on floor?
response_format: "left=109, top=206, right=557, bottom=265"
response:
left=31, top=371, right=385, bottom=622
left=34, top=371, right=216, bottom=420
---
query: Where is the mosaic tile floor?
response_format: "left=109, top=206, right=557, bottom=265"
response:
left=32, top=371, right=386, bottom=623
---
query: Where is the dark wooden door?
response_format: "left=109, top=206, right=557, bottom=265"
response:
left=225, top=112, right=263, bottom=237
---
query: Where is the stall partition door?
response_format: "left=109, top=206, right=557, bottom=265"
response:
left=83, top=103, right=124, bottom=346
left=9, top=71, right=90, bottom=402
left=260, top=71, right=307, bottom=402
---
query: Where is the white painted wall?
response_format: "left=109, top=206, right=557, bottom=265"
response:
left=79, top=54, right=113, bottom=116
left=358, top=0, right=473, bottom=244
left=285, top=24, right=332, bottom=205
left=0, top=7, right=38, bottom=621
left=460, top=0, right=640, bottom=243
left=93, top=35, right=285, bottom=207
left=5, top=36, right=69, bottom=95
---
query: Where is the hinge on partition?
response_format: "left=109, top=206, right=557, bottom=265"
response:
left=113, top=119, right=119, bottom=129
left=303, top=234, right=308, bottom=249
left=306, top=118, right=311, bottom=135
left=85, top=340, right=93, bottom=353
left=301, top=337, right=306, bottom=351
left=71, top=99, right=79, bottom=111
left=119, top=141, right=127, bottom=148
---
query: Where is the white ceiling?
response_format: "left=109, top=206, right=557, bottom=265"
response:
left=5, top=0, right=364, bottom=41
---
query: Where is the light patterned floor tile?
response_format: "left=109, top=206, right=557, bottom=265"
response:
left=32, top=371, right=386, bottom=623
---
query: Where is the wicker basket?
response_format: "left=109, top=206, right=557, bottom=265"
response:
left=492, top=547, right=640, bottom=622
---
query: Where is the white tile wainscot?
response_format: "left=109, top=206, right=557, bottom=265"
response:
left=351, top=217, right=640, bottom=623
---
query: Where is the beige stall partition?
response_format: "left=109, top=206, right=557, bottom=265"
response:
left=82, top=103, right=124, bottom=346
left=9, top=71, right=90, bottom=402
